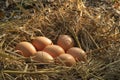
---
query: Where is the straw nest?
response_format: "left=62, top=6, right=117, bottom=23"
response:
left=0, top=0, right=120, bottom=80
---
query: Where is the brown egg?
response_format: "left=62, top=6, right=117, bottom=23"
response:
left=32, top=51, right=54, bottom=63
left=32, top=36, right=52, bottom=51
left=56, top=54, right=76, bottom=66
left=43, top=45, right=65, bottom=58
left=15, top=42, right=37, bottom=57
left=57, top=35, right=74, bottom=52
left=67, top=47, right=87, bottom=62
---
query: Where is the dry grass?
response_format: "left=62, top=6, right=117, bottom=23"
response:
left=0, top=0, right=120, bottom=80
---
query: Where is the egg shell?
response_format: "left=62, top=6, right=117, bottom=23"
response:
left=43, top=45, right=65, bottom=58
left=56, top=54, right=76, bottom=66
left=15, top=42, right=37, bottom=57
left=67, top=47, right=87, bottom=62
left=32, top=51, right=54, bottom=63
left=32, top=36, right=53, bottom=51
left=57, top=35, right=74, bottom=51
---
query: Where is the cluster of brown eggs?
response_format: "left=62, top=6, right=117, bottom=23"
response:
left=15, top=35, right=87, bottom=66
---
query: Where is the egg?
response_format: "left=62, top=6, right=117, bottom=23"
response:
left=56, top=54, right=76, bottom=66
left=32, top=51, right=54, bottom=63
left=15, top=42, right=37, bottom=57
left=57, top=35, right=74, bottom=51
left=43, top=45, right=65, bottom=58
left=32, top=36, right=52, bottom=51
left=67, top=47, right=87, bottom=62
